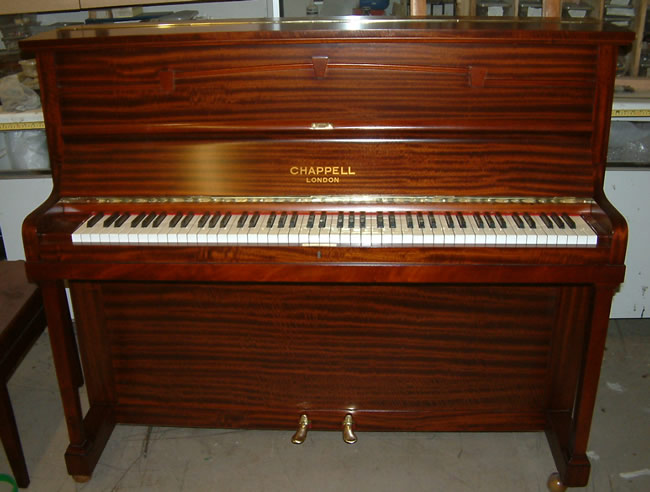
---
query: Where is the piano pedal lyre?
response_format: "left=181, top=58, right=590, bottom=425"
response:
left=342, top=414, right=357, bottom=444
left=291, top=414, right=310, bottom=444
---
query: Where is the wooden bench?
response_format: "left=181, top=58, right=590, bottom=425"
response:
left=1, top=260, right=47, bottom=488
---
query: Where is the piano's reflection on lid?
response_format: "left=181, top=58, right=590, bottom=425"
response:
left=20, top=18, right=632, bottom=488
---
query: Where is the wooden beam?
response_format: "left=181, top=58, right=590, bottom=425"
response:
left=542, top=0, right=562, bottom=17
left=411, top=0, right=427, bottom=16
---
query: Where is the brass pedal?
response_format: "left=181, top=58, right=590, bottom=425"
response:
left=342, top=414, right=357, bottom=444
left=291, top=414, right=310, bottom=444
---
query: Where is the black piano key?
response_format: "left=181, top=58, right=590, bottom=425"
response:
left=473, top=212, right=484, bottom=229
left=406, top=212, right=414, bottom=229
left=445, top=212, right=454, bottom=228
left=181, top=212, right=194, bottom=228
left=197, top=212, right=210, bottom=228
left=169, top=212, right=183, bottom=228
left=417, top=212, right=425, bottom=228
left=307, top=212, right=316, bottom=228
left=550, top=212, right=565, bottom=229
left=248, top=212, right=260, bottom=228
left=266, top=212, right=277, bottom=228
left=456, top=212, right=466, bottom=228
left=495, top=212, right=507, bottom=228
left=427, top=212, right=436, bottom=228
left=153, top=212, right=167, bottom=228
left=337, top=212, right=344, bottom=228
left=115, top=213, right=130, bottom=227
left=484, top=213, right=496, bottom=228
left=523, top=212, right=536, bottom=229
left=208, top=212, right=221, bottom=228
left=389, top=212, right=396, bottom=229
left=289, top=212, right=298, bottom=228
left=377, top=212, right=384, bottom=229
left=236, top=212, right=249, bottom=228
left=512, top=212, right=525, bottom=229
left=103, top=212, right=120, bottom=227
left=141, top=212, right=157, bottom=228
left=87, top=212, right=104, bottom=227
left=540, top=213, right=553, bottom=228
left=219, top=212, right=232, bottom=228
left=278, top=212, right=288, bottom=228
left=319, top=211, right=328, bottom=228
left=360, top=212, right=366, bottom=229
left=348, top=211, right=355, bottom=228
left=561, top=213, right=576, bottom=229
left=130, top=212, right=147, bottom=228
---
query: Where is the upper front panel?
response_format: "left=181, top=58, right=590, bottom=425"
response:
left=55, top=42, right=598, bottom=133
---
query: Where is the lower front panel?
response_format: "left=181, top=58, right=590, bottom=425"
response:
left=70, top=282, right=577, bottom=431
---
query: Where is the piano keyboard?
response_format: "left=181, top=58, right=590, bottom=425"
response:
left=72, top=211, right=598, bottom=247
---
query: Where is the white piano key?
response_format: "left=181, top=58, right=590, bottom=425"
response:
left=471, top=215, right=486, bottom=246
left=178, top=214, right=200, bottom=244
left=100, top=215, right=122, bottom=244
left=504, top=216, right=527, bottom=246
left=72, top=216, right=94, bottom=244
left=275, top=214, right=290, bottom=245
left=463, top=217, right=477, bottom=246
left=431, top=217, right=444, bottom=245
left=234, top=214, right=250, bottom=245
left=575, top=216, right=598, bottom=246
left=287, top=214, right=302, bottom=245
left=421, top=214, right=435, bottom=246
left=398, top=215, right=413, bottom=246
left=439, top=214, right=455, bottom=245
left=360, top=214, right=373, bottom=247
left=110, top=215, right=131, bottom=243
left=453, top=214, right=468, bottom=245
left=186, top=214, right=208, bottom=244
left=223, top=214, right=241, bottom=244
left=263, top=213, right=279, bottom=245
left=297, top=214, right=312, bottom=245
left=246, top=214, right=264, bottom=245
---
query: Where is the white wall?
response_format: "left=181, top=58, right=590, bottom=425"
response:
left=0, top=177, right=53, bottom=260
left=605, top=168, right=650, bottom=318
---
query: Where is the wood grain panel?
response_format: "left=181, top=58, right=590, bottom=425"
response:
left=59, top=138, right=594, bottom=198
left=55, top=43, right=597, bottom=130
left=83, top=282, right=560, bottom=428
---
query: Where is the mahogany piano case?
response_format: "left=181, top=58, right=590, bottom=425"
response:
left=20, top=18, right=632, bottom=488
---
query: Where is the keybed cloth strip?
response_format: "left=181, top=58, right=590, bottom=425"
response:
left=72, top=210, right=598, bottom=247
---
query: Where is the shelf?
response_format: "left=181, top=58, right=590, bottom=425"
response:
left=0, top=108, right=45, bottom=131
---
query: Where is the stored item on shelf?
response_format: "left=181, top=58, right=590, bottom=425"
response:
left=0, top=74, right=39, bottom=112
left=4, top=130, right=49, bottom=170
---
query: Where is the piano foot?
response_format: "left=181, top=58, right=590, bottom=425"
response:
left=72, top=475, right=91, bottom=483
left=342, top=414, right=357, bottom=444
left=291, top=414, right=310, bottom=444
left=547, top=472, right=567, bottom=492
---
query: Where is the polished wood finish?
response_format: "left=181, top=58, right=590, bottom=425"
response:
left=20, top=19, right=632, bottom=487
left=0, top=261, right=48, bottom=488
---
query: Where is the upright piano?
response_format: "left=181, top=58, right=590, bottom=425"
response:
left=21, top=18, right=632, bottom=489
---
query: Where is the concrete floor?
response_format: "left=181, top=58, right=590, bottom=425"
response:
left=1, top=319, right=648, bottom=492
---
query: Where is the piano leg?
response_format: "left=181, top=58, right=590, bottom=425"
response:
left=545, top=284, right=616, bottom=488
left=40, top=281, right=114, bottom=480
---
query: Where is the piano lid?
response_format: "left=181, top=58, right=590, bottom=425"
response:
left=21, top=17, right=633, bottom=50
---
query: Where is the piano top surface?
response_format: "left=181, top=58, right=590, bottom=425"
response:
left=21, top=17, right=633, bottom=50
